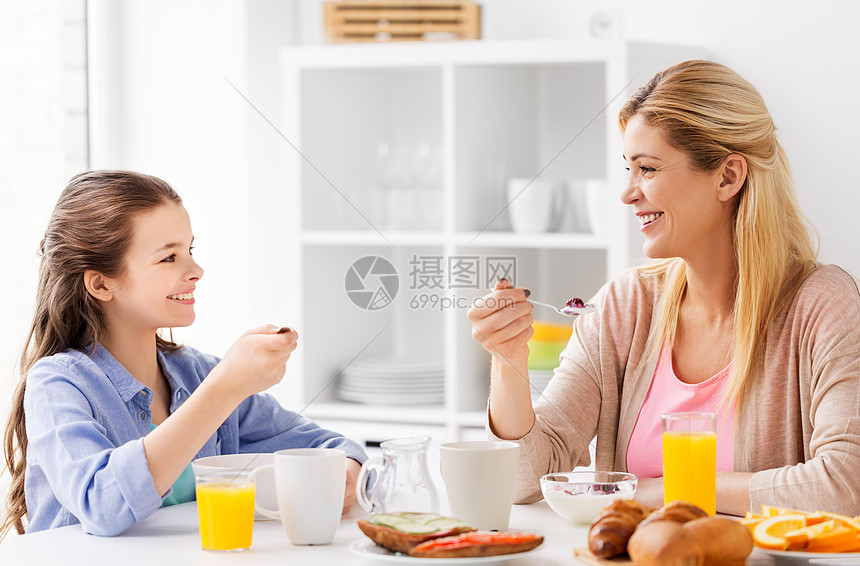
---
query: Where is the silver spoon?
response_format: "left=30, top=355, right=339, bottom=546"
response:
left=530, top=298, right=596, bottom=317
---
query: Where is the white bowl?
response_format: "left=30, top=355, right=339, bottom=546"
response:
left=192, top=453, right=275, bottom=520
left=540, top=471, right=637, bottom=524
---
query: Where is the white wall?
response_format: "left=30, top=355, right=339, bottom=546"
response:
left=80, top=0, right=860, bottom=355
left=88, top=0, right=256, bottom=356
left=299, top=0, right=860, bottom=276
left=0, top=0, right=89, bottom=498
left=2, top=1, right=858, bottom=458
left=617, top=0, right=860, bottom=276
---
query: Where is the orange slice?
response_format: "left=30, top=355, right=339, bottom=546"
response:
left=760, top=505, right=784, bottom=517
left=807, top=526, right=860, bottom=553
left=740, top=516, right=764, bottom=535
left=760, top=505, right=823, bottom=519
left=753, top=514, right=807, bottom=551
left=783, top=520, right=839, bottom=550
left=843, top=534, right=860, bottom=552
left=816, top=511, right=860, bottom=532
left=761, top=505, right=805, bottom=517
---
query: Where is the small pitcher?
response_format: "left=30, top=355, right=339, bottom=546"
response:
left=356, top=435, right=439, bottom=514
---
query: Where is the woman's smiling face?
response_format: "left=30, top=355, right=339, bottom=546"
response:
left=621, top=115, right=730, bottom=261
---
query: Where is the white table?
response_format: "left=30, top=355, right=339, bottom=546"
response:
left=0, top=500, right=795, bottom=565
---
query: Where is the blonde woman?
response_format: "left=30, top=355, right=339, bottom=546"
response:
left=468, top=60, right=860, bottom=516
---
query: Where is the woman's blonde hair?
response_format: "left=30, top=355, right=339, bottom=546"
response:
left=1, top=171, right=183, bottom=539
left=619, top=60, right=818, bottom=408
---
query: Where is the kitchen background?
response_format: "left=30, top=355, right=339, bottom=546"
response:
left=2, top=0, right=859, bottom=499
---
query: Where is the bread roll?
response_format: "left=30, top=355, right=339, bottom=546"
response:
left=683, top=516, right=754, bottom=565
left=639, top=500, right=709, bottom=529
left=628, top=520, right=704, bottom=566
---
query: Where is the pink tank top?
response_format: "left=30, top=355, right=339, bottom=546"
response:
left=626, top=342, right=735, bottom=478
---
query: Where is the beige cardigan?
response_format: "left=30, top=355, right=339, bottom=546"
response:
left=503, top=264, right=860, bottom=515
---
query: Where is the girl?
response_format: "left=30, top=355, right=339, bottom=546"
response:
left=1, top=170, right=367, bottom=537
left=468, top=60, right=860, bottom=516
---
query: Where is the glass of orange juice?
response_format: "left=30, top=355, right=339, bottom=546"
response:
left=195, top=470, right=256, bottom=552
left=662, top=412, right=716, bottom=516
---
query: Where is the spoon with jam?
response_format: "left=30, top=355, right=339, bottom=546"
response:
left=530, top=297, right=596, bottom=317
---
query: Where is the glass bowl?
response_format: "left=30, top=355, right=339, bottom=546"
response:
left=540, top=471, right=637, bottom=524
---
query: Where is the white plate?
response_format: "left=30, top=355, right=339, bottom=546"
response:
left=350, top=360, right=443, bottom=368
left=348, top=363, right=444, bottom=375
left=343, top=370, right=444, bottom=377
left=340, top=376, right=444, bottom=385
left=339, top=379, right=443, bottom=388
left=339, top=378, right=444, bottom=388
left=343, top=375, right=444, bottom=383
left=336, top=394, right=445, bottom=403
left=754, top=548, right=860, bottom=562
left=339, top=386, right=445, bottom=394
left=337, top=387, right=443, bottom=395
left=342, top=374, right=444, bottom=383
left=336, top=387, right=443, bottom=396
left=339, top=381, right=445, bottom=393
left=336, top=391, right=445, bottom=405
left=345, top=366, right=444, bottom=374
left=348, top=538, right=540, bottom=564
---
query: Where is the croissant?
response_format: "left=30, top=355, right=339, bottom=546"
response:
left=638, top=500, right=708, bottom=529
left=587, top=499, right=655, bottom=559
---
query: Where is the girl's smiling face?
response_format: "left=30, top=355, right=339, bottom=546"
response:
left=620, top=115, right=731, bottom=262
left=104, top=202, right=203, bottom=333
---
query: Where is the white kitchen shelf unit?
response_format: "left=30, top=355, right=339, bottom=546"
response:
left=274, top=39, right=707, bottom=443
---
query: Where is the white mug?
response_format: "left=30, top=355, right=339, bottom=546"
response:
left=583, top=179, right=609, bottom=236
left=507, top=178, right=565, bottom=233
left=250, top=448, right=345, bottom=545
left=439, top=441, right=520, bottom=531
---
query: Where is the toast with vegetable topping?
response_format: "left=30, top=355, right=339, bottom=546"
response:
left=409, top=531, right=544, bottom=558
left=357, top=512, right=476, bottom=554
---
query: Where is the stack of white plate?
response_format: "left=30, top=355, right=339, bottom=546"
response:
left=336, top=359, right=445, bottom=406
left=530, top=369, right=554, bottom=403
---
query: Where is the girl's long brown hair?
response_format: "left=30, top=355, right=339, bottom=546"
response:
left=2, top=171, right=183, bottom=538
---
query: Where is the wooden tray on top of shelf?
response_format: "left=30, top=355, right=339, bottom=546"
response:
left=323, top=0, right=481, bottom=43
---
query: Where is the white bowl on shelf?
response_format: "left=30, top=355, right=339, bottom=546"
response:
left=540, top=470, right=637, bottom=524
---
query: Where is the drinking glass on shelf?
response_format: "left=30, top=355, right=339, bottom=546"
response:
left=369, top=141, right=392, bottom=230
left=662, top=412, right=716, bottom=516
left=418, top=144, right=443, bottom=231
left=371, top=141, right=443, bottom=231
left=412, top=142, right=431, bottom=231
left=386, top=144, right=415, bottom=231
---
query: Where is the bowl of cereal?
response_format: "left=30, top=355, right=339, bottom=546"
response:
left=540, top=471, right=637, bottom=524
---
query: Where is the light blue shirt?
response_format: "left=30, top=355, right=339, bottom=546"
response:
left=23, top=343, right=367, bottom=536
